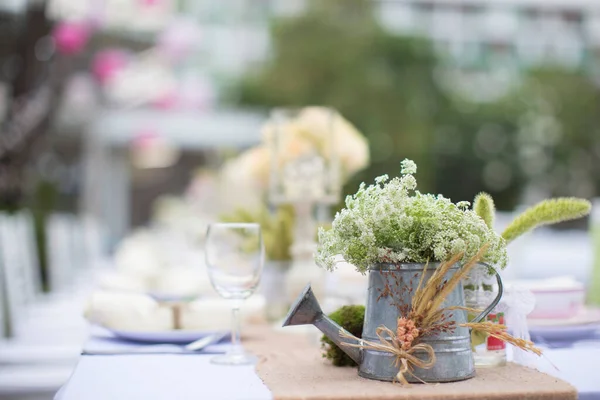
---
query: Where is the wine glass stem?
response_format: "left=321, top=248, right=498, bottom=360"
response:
left=230, top=302, right=243, bottom=355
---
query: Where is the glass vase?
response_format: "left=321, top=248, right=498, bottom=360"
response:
left=464, top=265, right=507, bottom=367
left=266, top=107, right=342, bottom=301
left=262, top=260, right=292, bottom=322
left=589, top=198, right=600, bottom=305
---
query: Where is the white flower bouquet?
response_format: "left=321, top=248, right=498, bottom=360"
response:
left=316, top=159, right=508, bottom=273
left=220, top=107, right=369, bottom=195
left=262, top=106, right=370, bottom=182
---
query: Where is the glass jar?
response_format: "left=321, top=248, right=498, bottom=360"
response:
left=465, top=266, right=507, bottom=367
left=589, top=198, right=600, bottom=305
left=262, top=261, right=291, bottom=322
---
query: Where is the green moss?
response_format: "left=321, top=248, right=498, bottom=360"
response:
left=321, top=305, right=365, bottom=367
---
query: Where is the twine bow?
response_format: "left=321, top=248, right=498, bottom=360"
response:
left=339, top=326, right=436, bottom=385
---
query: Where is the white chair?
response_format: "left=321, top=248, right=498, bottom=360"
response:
left=46, top=214, right=76, bottom=294
left=0, top=212, right=83, bottom=332
left=0, top=214, right=29, bottom=337
left=13, top=211, right=42, bottom=301
left=0, top=235, right=7, bottom=339
left=0, top=213, right=83, bottom=400
left=33, top=214, right=100, bottom=320
left=81, top=215, right=106, bottom=271
left=0, top=212, right=88, bottom=355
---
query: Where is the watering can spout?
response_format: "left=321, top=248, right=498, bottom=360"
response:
left=282, top=283, right=362, bottom=365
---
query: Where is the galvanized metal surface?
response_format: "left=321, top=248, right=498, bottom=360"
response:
left=282, top=283, right=361, bottom=364
left=283, top=263, right=503, bottom=383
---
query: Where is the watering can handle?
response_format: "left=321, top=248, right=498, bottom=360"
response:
left=470, top=265, right=503, bottom=324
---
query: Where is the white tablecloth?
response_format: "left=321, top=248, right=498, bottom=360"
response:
left=54, top=344, right=600, bottom=400
left=536, top=346, right=600, bottom=400
left=55, top=354, right=271, bottom=400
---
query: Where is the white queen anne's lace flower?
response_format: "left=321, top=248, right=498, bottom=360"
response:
left=315, top=159, right=507, bottom=273
left=400, top=159, right=417, bottom=175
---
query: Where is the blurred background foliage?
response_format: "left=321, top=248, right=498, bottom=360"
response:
left=509, top=69, right=600, bottom=200
left=234, top=0, right=600, bottom=211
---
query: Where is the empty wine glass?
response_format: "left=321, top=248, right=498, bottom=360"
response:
left=205, top=222, right=264, bottom=365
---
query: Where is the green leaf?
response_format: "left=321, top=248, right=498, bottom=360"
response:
left=471, top=329, right=487, bottom=351
left=468, top=312, right=487, bottom=351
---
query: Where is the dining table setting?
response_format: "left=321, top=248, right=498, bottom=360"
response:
left=50, top=220, right=600, bottom=400
left=54, top=305, right=600, bottom=400
left=46, top=108, right=600, bottom=400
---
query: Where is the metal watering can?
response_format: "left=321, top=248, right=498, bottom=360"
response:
left=283, top=262, right=503, bottom=382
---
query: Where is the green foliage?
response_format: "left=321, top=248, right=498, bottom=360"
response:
left=220, top=205, right=294, bottom=261
left=235, top=0, right=449, bottom=199
left=233, top=0, right=537, bottom=210
left=507, top=68, right=600, bottom=199
left=321, top=305, right=365, bottom=367
left=473, top=192, right=496, bottom=229
left=234, top=2, right=600, bottom=211
left=316, top=160, right=507, bottom=273
left=433, top=96, right=525, bottom=211
left=501, top=198, right=592, bottom=243
left=468, top=311, right=488, bottom=351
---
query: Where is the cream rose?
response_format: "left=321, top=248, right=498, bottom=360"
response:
left=262, top=106, right=369, bottom=181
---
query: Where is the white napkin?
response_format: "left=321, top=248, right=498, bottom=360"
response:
left=84, top=291, right=173, bottom=331
left=151, top=267, right=211, bottom=299
left=113, top=232, right=164, bottom=289
left=97, top=271, right=148, bottom=293
left=97, top=266, right=213, bottom=299
left=180, top=295, right=266, bottom=330
left=85, top=290, right=266, bottom=332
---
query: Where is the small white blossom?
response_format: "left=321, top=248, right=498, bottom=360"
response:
left=375, top=174, right=389, bottom=184
left=457, top=201, right=471, bottom=210
left=400, top=175, right=417, bottom=191
left=401, top=159, right=417, bottom=175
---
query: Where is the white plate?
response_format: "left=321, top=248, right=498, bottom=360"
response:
left=528, top=307, right=600, bottom=327
left=108, top=329, right=227, bottom=344
left=529, top=324, right=600, bottom=342
left=527, top=308, right=600, bottom=342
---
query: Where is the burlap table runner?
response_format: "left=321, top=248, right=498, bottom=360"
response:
left=244, top=327, right=576, bottom=400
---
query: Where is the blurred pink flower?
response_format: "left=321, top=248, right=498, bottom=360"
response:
left=130, top=129, right=180, bottom=169
left=52, top=21, right=90, bottom=55
left=140, top=0, right=161, bottom=6
left=87, top=0, right=106, bottom=29
left=178, top=75, right=215, bottom=111
left=132, top=129, right=159, bottom=149
left=151, top=90, right=179, bottom=110
left=91, top=49, right=129, bottom=84
left=157, top=19, right=201, bottom=63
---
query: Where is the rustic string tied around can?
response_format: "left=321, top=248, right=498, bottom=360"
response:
left=340, top=326, right=436, bottom=385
